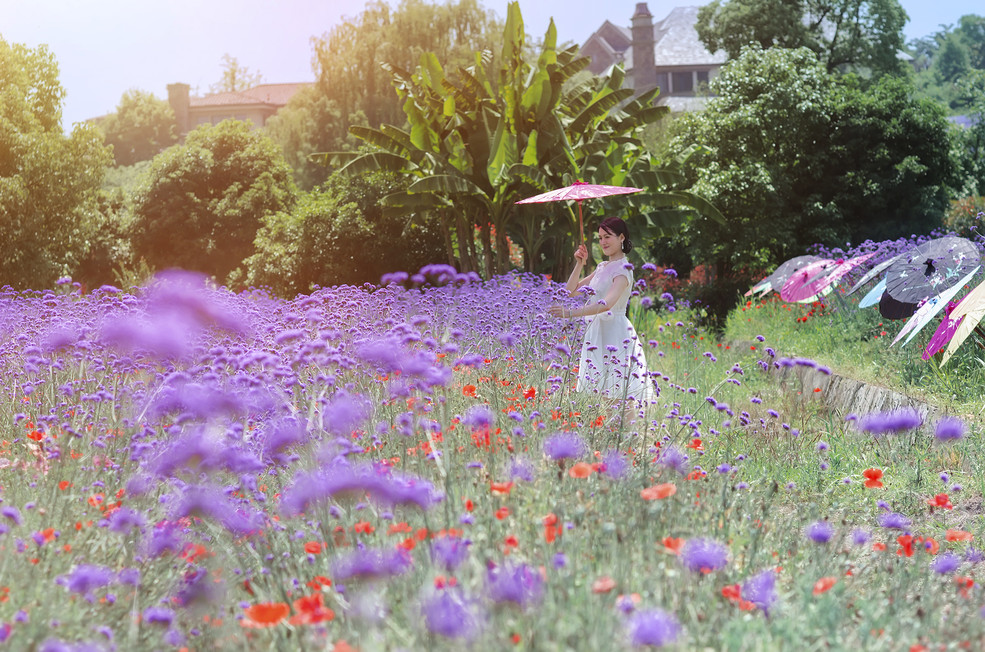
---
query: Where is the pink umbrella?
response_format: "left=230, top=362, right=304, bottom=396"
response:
left=515, top=181, right=643, bottom=244
left=922, top=303, right=963, bottom=361
left=780, top=254, right=875, bottom=303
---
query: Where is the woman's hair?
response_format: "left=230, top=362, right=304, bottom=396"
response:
left=599, top=216, right=633, bottom=254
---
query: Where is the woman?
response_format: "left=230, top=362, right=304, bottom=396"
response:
left=549, top=217, right=653, bottom=413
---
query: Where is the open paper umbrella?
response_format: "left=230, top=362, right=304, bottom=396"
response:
left=780, top=259, right=834, bottom=302
left=923, top=306, right=963, bottom=361
left=884, top=236, right=980, bottom=305
left=846, top=252, right=903, bottom=297
left=879, top=292, right=919, bottom=320
left=940, top=277, right=985, bottom=366
left=858, top=278, right=887, bottom=309
left=746, top=255, right=822, bottom=296
left=781, top=255, right=873, bottom=303
left=892, top=266, right=979, bottom=347
left=515, top=181, right=642, bottom=244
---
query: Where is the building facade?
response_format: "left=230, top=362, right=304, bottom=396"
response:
left=167, top=82, right=312, bottom=136
left=580, top=3, right=726, bottom=111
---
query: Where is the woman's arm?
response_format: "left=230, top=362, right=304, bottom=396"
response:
left=564, top=244, right=593, bottom=296
left=549, top=274, right=629, bottom=319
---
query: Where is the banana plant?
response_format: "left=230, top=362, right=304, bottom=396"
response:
left=312, top=1, right=722, bottom=276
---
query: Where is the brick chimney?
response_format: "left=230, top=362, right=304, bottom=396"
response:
left=167, top=83, right=190, bottom=136
left=631, top=3, right=657, bottom=92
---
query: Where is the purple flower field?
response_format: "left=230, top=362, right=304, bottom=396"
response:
left=0, top=263, right=982, bottom=650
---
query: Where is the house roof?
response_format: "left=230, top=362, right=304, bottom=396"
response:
left=624, top=7, right=726, bottom=70
left=189, top=82, right=312, bottom=109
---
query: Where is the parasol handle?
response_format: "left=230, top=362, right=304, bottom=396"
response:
left=578, top=200, right=585, bottom=245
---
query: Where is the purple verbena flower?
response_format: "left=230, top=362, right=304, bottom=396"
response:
left=857, top=408, right=922, bottom=435
left=930, top=552, right=961, bottom=575
left=878, top=512, right=912, bottom=530
left=680, top=538, right=728, bottom=573
left=742, top=569, right=778, bottom=617
left=485, top=562, right=544, bottom=608
left=421, top=588, right=481, bottom=640
left=935, top=417, right=967, bottom=442
left=543, top=432, right=587, bottom=461
left=806, top=521, right=834, bottom=544
left=626, top=608, right=682, bottom=647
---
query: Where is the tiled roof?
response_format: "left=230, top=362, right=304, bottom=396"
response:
left=652, top=7, right=726, bottom=66
left=189, top=82, right=312, bottom=108
left=583, top=5, right=724, bottom=73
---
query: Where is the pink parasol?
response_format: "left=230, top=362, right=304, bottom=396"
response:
left=780, top=254, right=875, bottom=303
left=922, top=303, right=963, bottom=361
left=515, top=181, right=643, bottom=244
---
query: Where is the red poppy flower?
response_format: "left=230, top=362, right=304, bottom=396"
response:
left=640, top=483, right=677, bottom=500
left=354, top=521, right=375, bottom=534
left=241, top=602, right=290, bottom=628
left=304, top=541, right=322, bottom=555
left=687, top=438, right=703, bottom=451
left=543, top=513, right=561, bottom=544
left=926, top=494, right=953, bottom=510
left=946, top=529, right=974, bottom=542
left=592, top=576, right=616, bottom=593
left=862, top=468, right=883, bottom=488
left=897, top=535, right=915, bottom=557
left=568, top=462, right=594, bottom=478
left=523, top=387, right=536, bottom=400
left=490, top=482, right=514, bottom=495
left=661, top=537, right=684, bottom=555
left=289, top=593, right=335, bottom=625
left=812, top=577, right=837, bottom=595
left=462, top=385, right=477, bottom=397
left=495, top=507, right=510, bottom=520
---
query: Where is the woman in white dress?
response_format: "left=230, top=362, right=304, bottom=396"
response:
left=548, top=217, right=653, bottom=417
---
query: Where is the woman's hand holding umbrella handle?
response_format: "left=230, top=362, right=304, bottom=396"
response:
left=574, top=245, right=588, bottom=266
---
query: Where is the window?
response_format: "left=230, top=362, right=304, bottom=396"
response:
left=671, top=72, right=693, bottom=93
left=696, top=70, right=709, bottom=86
left=655, top=73, right=669, bottom=95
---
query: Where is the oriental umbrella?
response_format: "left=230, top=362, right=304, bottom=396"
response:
left=515, top=181, right=642, bottom=244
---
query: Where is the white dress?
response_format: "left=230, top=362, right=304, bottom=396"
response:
left=575, top=260, right=652, bottom=404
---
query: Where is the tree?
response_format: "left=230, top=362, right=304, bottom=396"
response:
left=209, top=54, right=263, bottom=93
left=950, top=71, right=985, bottom=198
left=245, top=170, right=446, bottom=295
left=130, top=120, right=296, bottom=283
left=264, top=85, right=363, bottom=190
left=666, top=45, right=953, bottom=277
left=313, top=0, right=503, bottom=130
left=0, top=37, right=112, bottom=289
left=696, top=0, right=908, bottom=76
left=317, top=3, right=721, bottom=278
left=98, top=89, right=178, bottom=166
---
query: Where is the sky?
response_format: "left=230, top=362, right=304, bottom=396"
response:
left=1, top=0, right=981, bottom=130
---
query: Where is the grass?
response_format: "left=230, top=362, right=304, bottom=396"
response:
left=0, top=267, right=983, bottom=651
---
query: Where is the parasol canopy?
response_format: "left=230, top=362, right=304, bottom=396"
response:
left=746, top=255, right=822, bottom=297
left=892, top=266, right=979, bottom=347
left=940, top=276, right=985, bottom=366
left=884, top=236, right=980, bottom=305
left=515, top=181, right=642, bottom=244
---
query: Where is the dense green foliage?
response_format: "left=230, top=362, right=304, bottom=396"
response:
left=130, top=120, right=296, bottom=283
left=266, top=0, right=504, bottom=190
left=696, top=0, right=908, bottom=76
left=664, top=46, right=953, bottom=284
left=322, top=3, right=721, bottom=279
left=910, top=15, right=985, bottom=112
left=0, top=37, right=112, bottom=289
left=245, top=170, right=445, bottom=295
left=97, top=89, right=178, bottom=166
